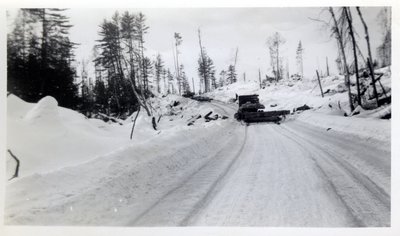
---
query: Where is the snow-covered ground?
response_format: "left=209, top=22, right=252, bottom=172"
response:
left=6, top=94, right=226, bottom=178
left=207, top=68, right=391, bottom=142
left=5, top=69, right=391, bottom=226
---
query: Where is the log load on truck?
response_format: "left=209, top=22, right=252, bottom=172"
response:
left=235, top=94, right=290, bottom=123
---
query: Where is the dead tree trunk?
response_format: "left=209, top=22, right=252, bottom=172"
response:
left=130, top=107, right=141, bottom=140
left=367, top=58, right=379, bottom=107
left=329, top=7, right=354, bottom=112
left=258, top=69, right=262, bottom=89
left=198, top=28, right=207, bottom=93
left=326, top=57, right=330, bottom=76
left=357, top=7, right=378, bottom=105
left=345, top=7, right=362, bottom=107
left=8, top=149, right=20, bottom=180
left=376, top=75, right=388, bottom=99
left=152, top=117, right=157, bottom=130
left=316, top=70, right=324, bottom=98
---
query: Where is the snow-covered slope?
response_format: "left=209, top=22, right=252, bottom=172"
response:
left=208, top=67, right=391, bottom=115
left=7, top=95, right=131, bottom=178
left=206, top=67, right=391, bottom=142
left=6, top=94, right=230, bottom=179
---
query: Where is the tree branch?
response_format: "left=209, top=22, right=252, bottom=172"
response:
left=8, top=149, right=20, bottom=181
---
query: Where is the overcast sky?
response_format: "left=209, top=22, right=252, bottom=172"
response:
left=8, top=7, right=387, bottom=90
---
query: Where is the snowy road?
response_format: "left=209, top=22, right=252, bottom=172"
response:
left=189, top=115, right=390, bottom=226
left=129, top=101, right=390, bottom=227
left=5, top=101, right=390, bottom=227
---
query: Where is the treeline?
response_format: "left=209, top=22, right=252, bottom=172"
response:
left=7, top=9, right=79, bottom=109
left=88, top=18, right=240, bottom=116
left=8, top=8, right=390, bottom=119
left=89, top=11, right=196, bottom=117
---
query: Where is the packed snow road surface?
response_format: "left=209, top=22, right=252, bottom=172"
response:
left=5, top=101, right=390, bottom=227
left=190, top=118, right=390, bottom=227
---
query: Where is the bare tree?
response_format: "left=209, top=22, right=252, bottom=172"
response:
left=356, top=7, right=379, bottom=107
left=296, top=41, right=304, bottom=79
left=197, top=28, right=207, bottom=92
left=344, top=7, right=361, bottom=107
left=267, top=32, right=285, bottom=81
left=328, top=7, right=354, bottom=112
left=376, top=7, right=391, bottom=68
left=356, top=7, right=374, bottom=70
left=174, top=32, right=183, bottom=95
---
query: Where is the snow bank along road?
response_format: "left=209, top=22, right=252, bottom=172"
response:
left=5, top=101, right=390, bottom=227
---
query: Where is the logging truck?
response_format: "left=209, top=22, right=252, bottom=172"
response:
left=235, top=94, right=290, bottom=123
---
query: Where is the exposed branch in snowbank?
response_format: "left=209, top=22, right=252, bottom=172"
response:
left=152, top=117, right=157, bottom=130
left=8, top=149, right=20, bottom=181
left=130, top=107, right=141, bottom=140
left=97, top=113, right=123, bottom=125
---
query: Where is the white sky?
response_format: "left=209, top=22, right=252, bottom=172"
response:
left=8, top=7, right=386, bottom=89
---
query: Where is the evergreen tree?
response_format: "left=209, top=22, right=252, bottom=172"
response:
left=96, top=11, right=153, bottom=119
left=197, top=51, right=215, bottom=93
left=179, top=64, right=190, bottom=94
left=154, top=54, right=164, bottom=94
left=227, top=65, right=237, bottom=84
left=7, top=9, right=79, bottom=109
left=219, top=70, right=227, bottom=87
left=167, top=69, right=174, bottom=94
left=296, top=41, right=304, bottom=78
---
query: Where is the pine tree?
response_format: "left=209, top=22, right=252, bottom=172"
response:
left=197, top=50, right=215, bottom=93
left=174, top=32, right=183, bottom=95
left=167, top=69, right=174, bottom=94
left=296, top=41, right=304, bottom=79
left=162, top=68, right=167, bottom=94
left=219, top=70, right=226, bottom=87
left=7, top=9, right=79, bottom=109
left=227, top=65, right=237, bottom=84
left=179, top=66, right=191, bottom=94
left=96, top=11, right=153, bottom=121
left=154, top=54, right=164, bottom=94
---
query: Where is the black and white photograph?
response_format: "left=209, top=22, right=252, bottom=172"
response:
left=1, top=0, right=398, bottom=235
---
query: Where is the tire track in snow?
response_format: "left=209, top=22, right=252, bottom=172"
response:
left=129, top=124, right=248, bottom=226
left=279, top=124, right=390, bottom=208
left=190, top=123, right=356, bottom=226
left=209, top=101, right=237, bottom=116
left=284, top=120, right=390, bottom=193
left=178, top=125, right=248, bottom=226
left=276, top=123, right=390, bottom=226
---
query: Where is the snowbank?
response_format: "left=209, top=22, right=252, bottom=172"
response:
left=6, top=95, right=131, bottom=178
left=294, top=111, right=390, bottom=143
left=6, top=94, right=230, bottom=179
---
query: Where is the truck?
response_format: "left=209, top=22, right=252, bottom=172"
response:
left=235, top=94, right=290, bottom=123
